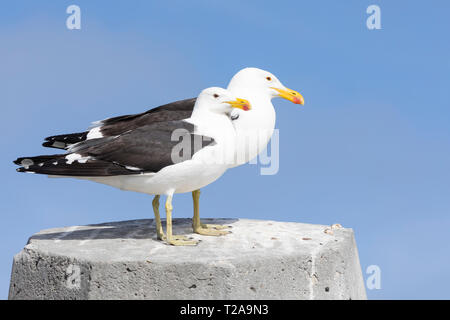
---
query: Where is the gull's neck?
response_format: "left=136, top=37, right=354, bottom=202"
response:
left=226, top=86, right=276, bottom=132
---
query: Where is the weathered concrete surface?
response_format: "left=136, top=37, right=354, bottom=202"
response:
left=9, top=218, right=366, bottom=300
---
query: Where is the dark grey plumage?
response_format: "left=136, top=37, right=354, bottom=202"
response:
left=16, top=157, right=137, bottom=176
left=43, top=98, right=197, bottom=150
left=15, top=99, right=217, bottom=176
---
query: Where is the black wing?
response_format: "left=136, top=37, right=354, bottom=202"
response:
left=16, top=157, right=137, bottom=176
left=16, top=120, right=214, bottom=176
left=43, top=98, right=197, bottom=149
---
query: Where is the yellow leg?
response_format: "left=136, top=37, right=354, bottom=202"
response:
left=165, top=194, right=199, bottom=246
left=152, top=195, right=165, bottom=240
left=153, top=195, right=191, bottom=242
left=192, top=189, right=231, bottom=236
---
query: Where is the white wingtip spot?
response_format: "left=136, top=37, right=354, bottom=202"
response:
left=52, top=141, right=66, bottom=148
left=20, top=159, right=34, bottom=169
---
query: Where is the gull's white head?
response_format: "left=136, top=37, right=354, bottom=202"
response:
left=227, top=67, right=304, bottom=105
left=195, top=87, right=251, bottom=115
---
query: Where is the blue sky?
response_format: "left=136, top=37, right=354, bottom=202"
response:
left=1, top=0, right=449, bottom=299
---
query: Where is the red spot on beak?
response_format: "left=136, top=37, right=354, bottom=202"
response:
left=243, top=105, right=249, bottom=111
left=293, top=97, right=302, bottom=104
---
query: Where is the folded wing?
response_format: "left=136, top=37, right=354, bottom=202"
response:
left=16, top=120, right=214, bottom=177
left=42, top=98, right=197, bottom=150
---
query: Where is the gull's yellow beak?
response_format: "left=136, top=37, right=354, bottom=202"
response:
left=225, top=98, right=251, bottom=111
left=271, top=87, right=305, bottom=105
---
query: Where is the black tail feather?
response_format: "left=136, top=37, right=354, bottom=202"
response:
left=42, top=131, right=88, bottom=149
left=13, top=154, right=65, bottom=166
left=15, top=157, right=142, bottom=176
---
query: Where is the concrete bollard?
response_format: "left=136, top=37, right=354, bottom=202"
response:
left=8, top=218, right=366, bottom=300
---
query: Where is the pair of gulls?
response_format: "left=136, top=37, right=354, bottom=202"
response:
left=15, top=68, right=304, bottom=246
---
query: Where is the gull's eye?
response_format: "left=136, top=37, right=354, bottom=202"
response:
left=266, top=76, right=272, bottom=81
left=213, top=94, right=219, bottom=98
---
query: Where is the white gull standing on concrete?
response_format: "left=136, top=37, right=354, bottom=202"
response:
left=14, top=88, right=251, bottom=246
left=34, top=67, right=304, bottom=238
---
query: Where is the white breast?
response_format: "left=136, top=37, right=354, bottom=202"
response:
left=80, top=114, right=236, bottom=196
